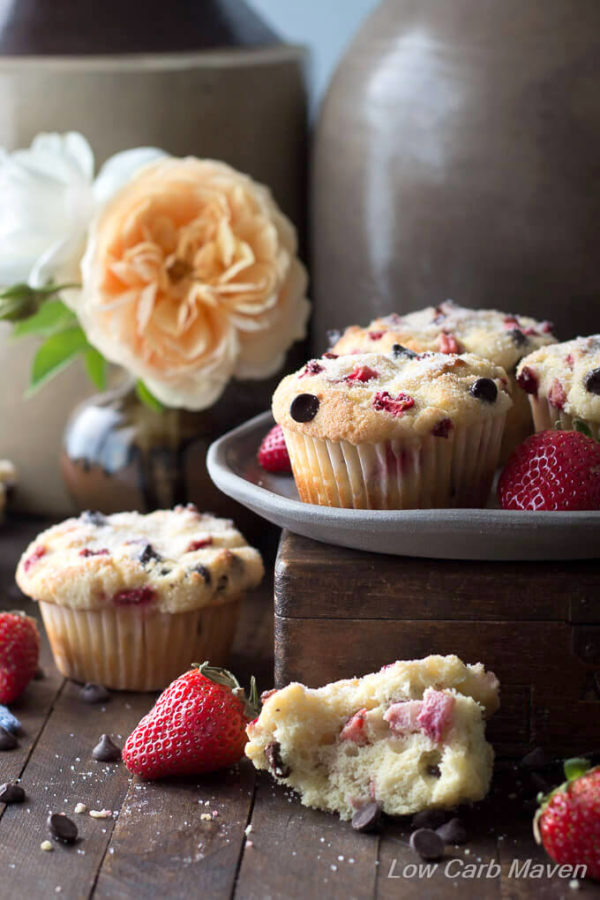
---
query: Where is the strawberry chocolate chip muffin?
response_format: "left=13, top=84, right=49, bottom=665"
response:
left=331, top=301, right=556, bottom=460
left=16, top=506, right=264, bottom=691
left=246, top=655, right=499, bottom=822
left=272, top=350, right=511, bottom=508
left=516, top=335, right=600, bottom=440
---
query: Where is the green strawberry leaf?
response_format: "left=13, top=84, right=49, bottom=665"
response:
left=573, top=419, right=593, bottom=439
left=28, top=326, right=90, bottom=394
left=135, top=380, right=164, bottom=413
left=12, top=298, right=77, bottom=338
left=84, top=347, right=108, bottom=390
left=564, top=757, right=591, bottom=782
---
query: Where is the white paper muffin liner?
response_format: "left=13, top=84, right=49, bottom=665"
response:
left=283, top=417, right=506, bottom=509
left=39, top=597, right=242, bottom=691
left=528, top=396, right=600, bottom=440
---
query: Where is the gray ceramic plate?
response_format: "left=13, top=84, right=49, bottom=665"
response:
left=207, top=411, right=600, bottom=560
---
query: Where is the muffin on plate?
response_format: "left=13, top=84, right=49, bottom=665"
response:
left=246, top=655, right=499, bottom=821
left=16, top=506, right=264, bottom=691
left=330, top=300, right=556, bottom=460
left=272, top=349, right=511, bottom=509
left=516, top=335, right=600, bottom=439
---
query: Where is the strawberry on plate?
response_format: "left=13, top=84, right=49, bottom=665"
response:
left=534, top=757, right=600, bottom=880
left=0, top=611, right=40, bottom=704
left=122, top=662, right=258, bottom=779
left=498, top=429, right=600, bottom=510
left=257, top=424, right=291, bottom=474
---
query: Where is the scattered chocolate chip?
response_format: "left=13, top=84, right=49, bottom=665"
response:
left=290, top=393, right=320, bottom=423
left=470, top=377, right=498, bottom=403
left=0, top=727, right=18, bottom=751
left=139, top=543, right=161, bottom=566
left=436, top=817, right=467, bottom=845
left=426, top=764, right=442, bottom=778
left=47, top=812, right=78, bottom=844
left=34, top=667, right=45, bottom=680
left=584, top=367, right=600, bottom=395
left=410, top=828, right=445, bottom=860
left=411, top=808, right=448, bottom=830
left=351, top=801, right=382, bottom=833
left=92, top=734, right=121, bottom=762
left=195, top=565, right=212, bottom=585
left=79, top=683, right=110, bottom=704
left=265, top=741, right=290, bottom=778
left=520, top=746, right=551, bottom=770
left=509, top=327, right=528, bottom=347
left=327, top=329, right=342, bottom=347
left=392, top=343, right=418, bottom=359
left=81, top=510, right=106, bottom=526
left=0, top=783, right=25, bottom=804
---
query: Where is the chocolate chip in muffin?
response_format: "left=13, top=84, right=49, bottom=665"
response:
left=194, top=565, right=212, bottom=585
left=265, top=741, right=291, bottom=778
left=470, top=377, right=498, bottom=403
left=290, top=394, right=320, bottom=423
left=217, top=574, right=229, bottom=592
left=81, top=510, right=106, bottom=526
left=584, top=367, right=600, bottom=395
left=391, top=343, right=418, bottom=359
left=509, top=327, right=528, bottom=347
left=139, top=543, right=161, bottom=566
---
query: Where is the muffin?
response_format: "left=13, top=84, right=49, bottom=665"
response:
left=516, top=335, right=600, bottom=439
left=272, top=350, right=512, bottom=509
left=16, top=506, right=264, bottom=691
left=246, top=655, right=499, bottom=821
left=331, top=300, right=556, bottom=459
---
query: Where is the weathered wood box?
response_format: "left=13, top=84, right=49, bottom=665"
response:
left=274, top=531, right=600, bottom=757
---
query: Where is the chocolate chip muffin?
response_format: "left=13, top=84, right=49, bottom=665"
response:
left=331, top=301, right=556, bottom=460
left=246, top=655, right=499, bottom=821
left=16, top=506, right=264, bottom=691
left=272, top=350, right=512, bottom=509
left=516, top=335, right=600, bottom=440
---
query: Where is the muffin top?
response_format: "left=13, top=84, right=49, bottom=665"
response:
left=331, top=301, right=556, bottom=374
left=16, top=506, right=264, bottom=613
left=516, top=335, right=600, bottom=423
left=272, top=350, right=512, bottom=444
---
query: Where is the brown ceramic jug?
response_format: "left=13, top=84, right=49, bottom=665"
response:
left=312, top=0, right=600, bottom=348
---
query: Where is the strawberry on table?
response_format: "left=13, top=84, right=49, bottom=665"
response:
left=122, top=662, right=258, bottom=779
left=498, top=429, right=600, bottom=510
left=257, top=424, right=291, bottom=473
left=0, top=611, right=40, bottom=704
left=534, top=758, right=600, bottom=880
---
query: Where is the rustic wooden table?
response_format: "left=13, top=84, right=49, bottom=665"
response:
left=1, top=518, right=598, bottom=900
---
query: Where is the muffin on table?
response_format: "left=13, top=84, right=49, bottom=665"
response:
left=330, top=300, right=556, bottom=459
left=272, top=349, right=512, bottom=509
left=16, top=506, right=264, bottom=691
left=516, top=335, right=600, bottom=439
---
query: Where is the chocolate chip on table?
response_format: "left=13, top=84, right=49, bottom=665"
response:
left=34, top=667, right=45, bottom=680
left=139, top=544, right=161, bottom=566
left=391, top=343, right=418, bottom=359
left=92, top=734, right=121, bottom=762
left=264, top=741, right=290, bottom=779
left=519, top=746, right=551, bottom=770
left=436, top=817, right=467, bottom=845
left=470, top=377, right=498, bottom=403
left=0, top=726, right=18, bottom=751
left=47, top=812, right=78, bottom=844
left=351, top=801, right=382, bottom=833
left=411, top=808, right=448, bottom=830
left=81, top=510, right=106, bottom=526
left=79, top=683, right=110, bottom=704
left=290, top=393, right=320, bottom=423
left=0, top=783, right=25, bottom=804
left=584, top=367, right=600, bottom=395
left=410, top=828, right=445, bottom=860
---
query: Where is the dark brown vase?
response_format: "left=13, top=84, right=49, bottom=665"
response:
left=312, top=0, right=600, bottom=347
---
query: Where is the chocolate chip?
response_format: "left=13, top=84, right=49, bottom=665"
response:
left=470, top=377, right=498, bottom=403
left=79, top=683, right=110, bottom=704
left=411, top=808, right=448, bottom=830
left=81, top=510, right=106, bottom=526
left=265, top=741, right=290, bottom=778
left=0, top=727, right=17, bottom=751
left=436, top=817, right=467, bottom=845
left=410, top=828, right=445, bottom=860
left=520, top=746, right=551, bottom=770
left=217, top=574, right=228, bottom=592
left=34, top=667, right=45, bottom=680
left=290, top=393, right=320, bottom=423
left=139, top=544, right=161, bottom=566
left=92, top=734, right=121, bottom=762
left=426, top=764, right=442, bottom=778
left=195, top=565, right=212, bottom=585
left=0, top=783, right=25, bottom=804
left=351, top=801, right=382, bottom=833
left=327, top=329, right=342, bottom=347
left=509, top=328, right=528, bottom=347
left=392, top=343, right=418, bottom=359
left=160, top=567, right=172, bottom=576
left=584, top=367, right=600, bottom=395
left=47, top=812, right=78, bottom=844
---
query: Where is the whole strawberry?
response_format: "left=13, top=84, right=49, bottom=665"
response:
left=498, top=429, right=600, bottom=510
left=122, top=662, right=257, bottom=779
left=257, top=425, right=291, bottom=473
left=0, top=611, right=40, bottom=704
left=535, top=758, right=600, bottom=880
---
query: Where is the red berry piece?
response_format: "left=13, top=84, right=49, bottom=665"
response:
left=113, top=587, right=156, bottom=606
left=432, top=418, right=453, bottom=438
left=0, top=612, right=40, bottom=704
left=257, top=425, right=292, bottom=474
left=186, top=538, right=213, bottom=552
left=373, top=391, right=415, bottom=417
left=498, top=430, right=600, bottom=511
left=516, top=365, right=539, bottom=396
left=79, top=548, right=110, bottom=558
left=299, top=360, right=324, bottom=378
left=23, top=546, right=46, bottom=572
left=548, top=378, right=567, bottom=410
left=345, top=365, right=379, bottom=383
left=438, top=332, right=463, bottom=354
left=368, top=331, right=384, bottom=341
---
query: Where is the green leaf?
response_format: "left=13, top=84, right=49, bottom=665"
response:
left=564, top=757, right=591, bottom=783
left=84, top=347, right=107, bottom=390
left=28, top=327, right=90, bottom=394
left=573, top=419, right=593, bottom=439
left=135, top=380, right=164, bottom=413
left=12, top=299, right=77, bottom=338
left=0, top=285, right=37, bottom=321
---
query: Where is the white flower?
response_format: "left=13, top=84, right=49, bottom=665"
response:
left=0, top=132, right=167, bottom=288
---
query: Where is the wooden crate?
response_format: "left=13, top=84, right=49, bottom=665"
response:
left=274, top=530, right=600, bottom=757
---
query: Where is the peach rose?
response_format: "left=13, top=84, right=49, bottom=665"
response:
left=75, top=158, right=309, bottom=409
